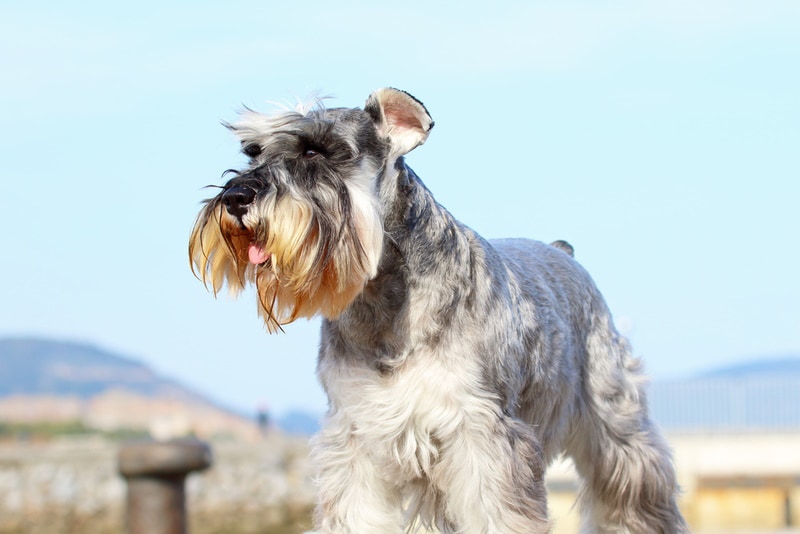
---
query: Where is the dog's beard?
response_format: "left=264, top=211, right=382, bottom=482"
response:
left=189, top=181, right=383, bottom=332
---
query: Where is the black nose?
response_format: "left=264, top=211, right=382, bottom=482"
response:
left=221, top=186, right=256, bottom=219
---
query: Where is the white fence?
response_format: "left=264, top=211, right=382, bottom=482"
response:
left=649, top=377, right=800, bottom=432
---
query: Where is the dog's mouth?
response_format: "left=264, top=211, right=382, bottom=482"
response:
left=248, top=243, right=271, bottom=266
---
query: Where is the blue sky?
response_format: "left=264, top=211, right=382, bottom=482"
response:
left=2, top=1, right=798, bottom=416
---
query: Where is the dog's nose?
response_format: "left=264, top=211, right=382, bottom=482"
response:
left=221, top=186, right=256, bottom=219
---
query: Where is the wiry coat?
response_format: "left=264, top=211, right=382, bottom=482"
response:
left=189, top=88, right=688, bottom=533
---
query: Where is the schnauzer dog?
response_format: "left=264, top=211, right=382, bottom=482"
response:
left=189, top=88, right=688, bottom=533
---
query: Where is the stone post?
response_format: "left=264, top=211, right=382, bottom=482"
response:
left=118, top=438, right=212, bottom=534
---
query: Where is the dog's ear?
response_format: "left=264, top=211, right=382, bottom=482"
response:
left=365, top=88, right=434, bottom=158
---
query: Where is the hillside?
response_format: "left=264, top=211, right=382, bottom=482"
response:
left=0, top=337, right=262, bottom=441
left=0, top=338, right=206, bottom=400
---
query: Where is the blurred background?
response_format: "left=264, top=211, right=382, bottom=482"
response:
left=1, top=1, right=798, bottom=532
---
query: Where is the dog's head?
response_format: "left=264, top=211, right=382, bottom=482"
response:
left=189, top=88, right=433, bottom=331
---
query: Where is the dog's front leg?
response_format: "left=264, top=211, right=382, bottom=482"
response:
left=311, top=417, right=404, bottom=533
left=433, top=414, right=551, bottom=534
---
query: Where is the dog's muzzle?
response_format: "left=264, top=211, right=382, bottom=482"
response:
left=219, top=184, right=271, bottom=265
left=221, top=185, right=256, bottom=220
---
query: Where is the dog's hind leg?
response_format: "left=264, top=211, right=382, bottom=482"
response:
left=565, top=320, right=688, bottom=534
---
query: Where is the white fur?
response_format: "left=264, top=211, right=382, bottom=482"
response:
left=345, top=158, right=385, bottom=281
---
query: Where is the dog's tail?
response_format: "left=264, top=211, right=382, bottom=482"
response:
left=549, top=239, right=574, bottom=257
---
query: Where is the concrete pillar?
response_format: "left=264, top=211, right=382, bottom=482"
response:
left=118, top=438, right=212, bottom=534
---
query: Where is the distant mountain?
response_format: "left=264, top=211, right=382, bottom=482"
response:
left=699, top=355, right=800, bottom=379
left=0, top=338, right=205, bottom=400
left=0, top=337, right=262, bottom=441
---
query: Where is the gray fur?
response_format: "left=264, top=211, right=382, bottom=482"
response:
left=191, top=88, right=688, bottom=533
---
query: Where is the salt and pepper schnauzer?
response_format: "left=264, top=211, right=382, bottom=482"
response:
left=189, top=88, right=688, bottom=533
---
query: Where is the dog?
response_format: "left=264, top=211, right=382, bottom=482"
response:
left=189, top=88, right=688, bottom=533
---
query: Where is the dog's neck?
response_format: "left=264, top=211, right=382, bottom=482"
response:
left=379, top=161, right=468, bottom=261
left=321, top=162, right=481, bottom=369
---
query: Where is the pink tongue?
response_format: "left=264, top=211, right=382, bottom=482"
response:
left=248, top=244, right=270, bottom=265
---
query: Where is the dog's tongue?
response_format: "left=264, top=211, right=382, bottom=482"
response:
left=248, top=244, right=270, bottom=265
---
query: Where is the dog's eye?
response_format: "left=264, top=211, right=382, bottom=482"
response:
left=243, top=144, right=262, bottom=158
left=303, top=148, right=321, bottom=159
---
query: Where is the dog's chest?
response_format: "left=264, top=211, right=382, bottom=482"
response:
left=324, top=354, right=486, bottom=481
